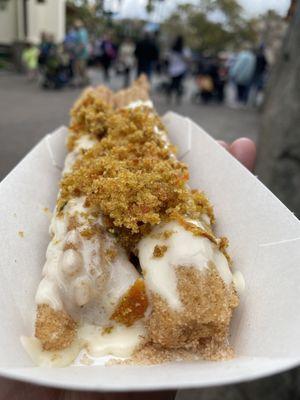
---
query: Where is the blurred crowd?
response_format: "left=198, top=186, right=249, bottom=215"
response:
left=190, top=44, right=268, bottom=108
left=21, top=19, right=268, bottom=108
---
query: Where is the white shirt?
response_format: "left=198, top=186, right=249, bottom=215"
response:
left=168, top=49, right=189, bottom=77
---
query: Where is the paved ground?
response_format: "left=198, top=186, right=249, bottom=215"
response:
left=0, top=69, right=259, bottom=180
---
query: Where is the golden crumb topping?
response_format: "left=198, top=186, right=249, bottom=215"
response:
left=60, top=106, right=214, bottom=251
left=104, top=247, right=117, bottom=262
left=150, top=230, right=175, bottom=240
left=153, top=245, right=168, bottom=258
left=68, top=91, right=113, bottom=151
left=162, top=230, right=174, bottom=239
left=102, top=326, right=114, bottom=335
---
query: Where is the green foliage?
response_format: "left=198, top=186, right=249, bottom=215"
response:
left=162, top=1, right=258, bottom=54
left=201, top=0, right=243, bottom=22
left=66, top=0, right=108, bottom=36
left=66, top=0, right=147, bottom=43
left=66, top=0, right=260, bottom=52
left=146, top=0, right=155, bottom=14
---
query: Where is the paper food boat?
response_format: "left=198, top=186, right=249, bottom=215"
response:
left=0, top=112, right=300, bottom=391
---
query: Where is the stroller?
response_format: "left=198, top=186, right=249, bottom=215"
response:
left=191, top=57, right=227, bottom=104
left=155, top=76, right=186, bottom=98
left=191, top=74, right=215, bottom=104
left=40, top=45, right=72, bottom=89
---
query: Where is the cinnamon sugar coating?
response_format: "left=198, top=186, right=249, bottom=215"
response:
left=35, top=304, right=77, bottom=351
left=147, top=266, right=238, bottom=350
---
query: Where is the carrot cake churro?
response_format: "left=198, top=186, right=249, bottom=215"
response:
left=22, top=76, right=242, bottom=366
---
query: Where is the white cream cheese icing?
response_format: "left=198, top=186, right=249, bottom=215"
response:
left=138, top=220, right=233, bottom=310
left=21, top=320, right=145, bottom=367
left=126, top=99, right=153, bottom=109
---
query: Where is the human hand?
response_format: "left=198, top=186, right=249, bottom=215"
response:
left=218, top=137, right=256, bottom=171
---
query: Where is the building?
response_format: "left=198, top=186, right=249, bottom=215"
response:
left=0, top=0, right=66, bottom=45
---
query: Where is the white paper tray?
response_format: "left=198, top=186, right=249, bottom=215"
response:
left=0, top=112, right=299, bottom=391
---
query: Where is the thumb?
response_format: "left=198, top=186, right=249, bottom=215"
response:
left=229, top=138, right=256, bottom=172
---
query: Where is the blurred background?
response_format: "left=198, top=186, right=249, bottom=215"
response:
left=0, top=0, right=299, bottom=217
left=0, top=1, right=300, bottom=398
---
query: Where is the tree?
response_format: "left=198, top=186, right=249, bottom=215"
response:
left=145, top=0, right=166, bottom=14
left=256, top=0, right=300, bottom=216
left=66, top=0, right=111, bottom=36
left=162, top=2, right=257, bottom=54
left=201, top=0, right=243, bottom=26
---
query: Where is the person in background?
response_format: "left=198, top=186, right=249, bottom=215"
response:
left=251, top=44, right=268, bottom=106
left=73, top=19, right=89, bottom=87
left=100, top=33, right=117, bottom=82
left=118, top=37, right=135, bottom=88
left=135, top=32, right=159, bottom=79
left=64, top=27, right=77, bottom=80
left=22, top=42, right=39, bottom=80
left=230, top=47, right=256, bottom=106
left=215, top=55, right=228, bottom=104
left=92, top=37, right=103, bottom=66
left=153, top=30, right=161, bottom=74
left=58, top=43, right=73, bottom=86
left=40, top=40, right=71, bottom=90
left=38, top=32, right=52, bottom=70
left=167, top=35, right=189, bottom=105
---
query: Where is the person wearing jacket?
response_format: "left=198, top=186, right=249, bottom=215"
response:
left=230, top=48, right=256, bottom=105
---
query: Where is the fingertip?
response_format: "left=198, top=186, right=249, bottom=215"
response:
left=231, top=137, right=256, bottom=149
left=229, top=138, right=257, bottom=171
left=217, top=140, right=230, bottom=150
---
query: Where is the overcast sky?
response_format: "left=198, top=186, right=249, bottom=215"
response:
left=111, top=0, right=291, bottom=21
